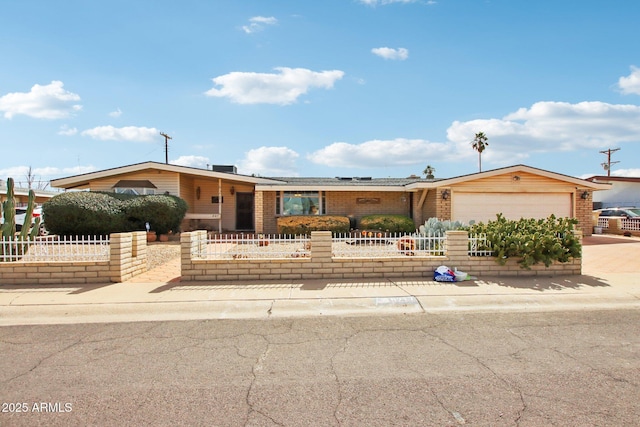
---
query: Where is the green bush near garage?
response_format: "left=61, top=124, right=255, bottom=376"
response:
left=359, top=214, right=416, bottom=233
left=43, top=192, right=188, bottom=236
left=277, top=215, right=350, bottom=235
left=469, top=213, right=582, bottom=269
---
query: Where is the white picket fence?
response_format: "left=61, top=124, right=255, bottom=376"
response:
left=597, top=217, right=640, bottom=231
left=194, top=232, right=491, bottom=259
left=332, top=232, right=447, bottom=257
left=0, top=235, right=110, bottom=262
left=197, top=234, right=311, bottom=260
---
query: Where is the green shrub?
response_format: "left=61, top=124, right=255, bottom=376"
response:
left=43, top=192, right=189, bottom=236
left=277, top=215, right=350, bottom=235
left=469, top=213, right=581, bottom=269
left=123, top=195, right=188, bottom=234
left=417, top=217, right=468, bottom=235
left=359, top=214, right=415, bottom=233
left=42, top=192, right=126, bottom=236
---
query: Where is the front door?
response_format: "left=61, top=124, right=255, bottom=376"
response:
left=236, top=192, right=254, bottom=230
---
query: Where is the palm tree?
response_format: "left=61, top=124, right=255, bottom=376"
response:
left=423, top=165, right=435, bottom=179
left=471, top=132, right=489, bottom=172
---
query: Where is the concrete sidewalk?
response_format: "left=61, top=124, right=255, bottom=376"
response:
left=1, top=234, right=639, bottom=325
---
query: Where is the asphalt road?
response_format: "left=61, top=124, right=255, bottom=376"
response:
left=1, top=310, right=639, bottom=426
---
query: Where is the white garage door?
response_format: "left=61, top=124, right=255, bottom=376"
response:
left=452, top=193, right=572, bottom=224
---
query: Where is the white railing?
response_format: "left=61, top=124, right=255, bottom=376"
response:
left=0, top=235, right=110, bottom=262
left=332, top=232, right=447, bottom=258
left=197, top=234, right=311, bottom=259
left=622, top=219, right=640, bottom=231
left=468, top=234, right=493, bottom=256
left=597, top=217, right=640, bottom=231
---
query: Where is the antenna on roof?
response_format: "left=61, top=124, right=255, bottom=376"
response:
left=160, top=132, right=172, bottom=164
left=599, top=148, right=620, bottom=177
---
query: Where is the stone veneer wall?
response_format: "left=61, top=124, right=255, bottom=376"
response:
left=0, top=232, right=147, bottom=285
left=181, top=230, right=582, bottom=282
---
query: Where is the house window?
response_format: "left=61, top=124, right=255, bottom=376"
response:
left=114, top=187, right=155, bottom=195
left=280, top=191, right=322, bottom=215
left=112, top=179, right=157, bottom=195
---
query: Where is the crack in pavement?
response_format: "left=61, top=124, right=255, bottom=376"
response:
left=245, top=342, right=284, bottom=427
left=1, top=336, right=85, bottom=385
left=329, top=333, right=357, bottom=426
left=422, top=329, right=528, bottom=426
left=550, top=345, right=640, bottom=387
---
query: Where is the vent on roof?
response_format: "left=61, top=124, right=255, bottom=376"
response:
left=354, top=177, right=372, bottom=181
left=337, top=177, right=353, bottom=181
left=211, top=165, right=237, bottom=174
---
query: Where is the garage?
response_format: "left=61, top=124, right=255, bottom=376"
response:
left=452, top=192, right=572, bottom=224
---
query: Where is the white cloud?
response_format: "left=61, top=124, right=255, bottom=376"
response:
left=0, top=80, right=82, bottom=119
left=109, top=108, right=123, bottom=118
left=0, top=165, right=96, bottom=182
left=618, top=66, right=640, bottom=95
left=446, top=101, right=640, bottom=164
left=205, top=67, right=345, bottom=105
left=307, top=100, right=640, bottom=171
left=371, top=47, right=409, bottom=60
left=309, top=138, right=452, bottom=168
left=241, top=16, right=277, bottom=34
left=58, top=125, right=78, bottom=136
left=238, top=146, right=299, bottom=176
left=81, top=125, right=159, bottom=142
left=612, top=168, right=640, bottom=177
left=171, top=155, right=210, bottom=169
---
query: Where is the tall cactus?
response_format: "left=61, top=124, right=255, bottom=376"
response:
left=19, top=189, right=41, bottom=239
left=1, top=178, right=40, bottom=262
left=1, top=177, right=16, bottom=238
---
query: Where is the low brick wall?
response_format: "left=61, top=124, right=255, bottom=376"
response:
left=600, top=218, right=640, bottom=237
left=181, top=230, right=582, bottom=282
left=0, top=232, right=147, bottom=285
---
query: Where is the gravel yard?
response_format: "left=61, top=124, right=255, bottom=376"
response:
left=146, top=242, right=181, bottom=270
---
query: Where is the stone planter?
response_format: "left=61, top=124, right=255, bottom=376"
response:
left=159, top=234, right=169, bottom=242
left=147, top=231, right=157, bottom=242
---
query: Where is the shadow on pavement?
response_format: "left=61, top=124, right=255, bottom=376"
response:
left=477, top=274, right=610, bottom=291
left=0, top=282, right=113, bottom=294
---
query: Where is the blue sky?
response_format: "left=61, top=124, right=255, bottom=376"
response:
left=2, top=0, right=640, bottom=188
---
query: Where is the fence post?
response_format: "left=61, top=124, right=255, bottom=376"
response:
left=181, top=230, right=206, bottom=281
left=310, top=231, right=332, bottom=263
left=131, top=230, right=146, bottom=259
left=445, top=230, right=469, bottom=266
left=607, top=218, right=622, bottom=235
left=109, top=232, right=132, bottom=282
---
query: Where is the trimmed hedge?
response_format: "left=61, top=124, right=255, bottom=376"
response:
left=43, top=192, right=188, bottom=236
left=124, top=195, right=188, bottom=234
left=277, top=215, right=350, bottom=235
left=42, top=192, right=126, bottom=236
left=359, top=214, right=416, bottom=233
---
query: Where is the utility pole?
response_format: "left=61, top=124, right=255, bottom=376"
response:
left=599, top=148, right=620, bottom=177
left=160, top=132, right=172, bottom=164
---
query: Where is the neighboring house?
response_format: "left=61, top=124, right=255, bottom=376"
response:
left=0, top=180, right=58, bottom=206
left=585, top=176, right=640, bottom=209
left=50, top=162, right=609, bottom=236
